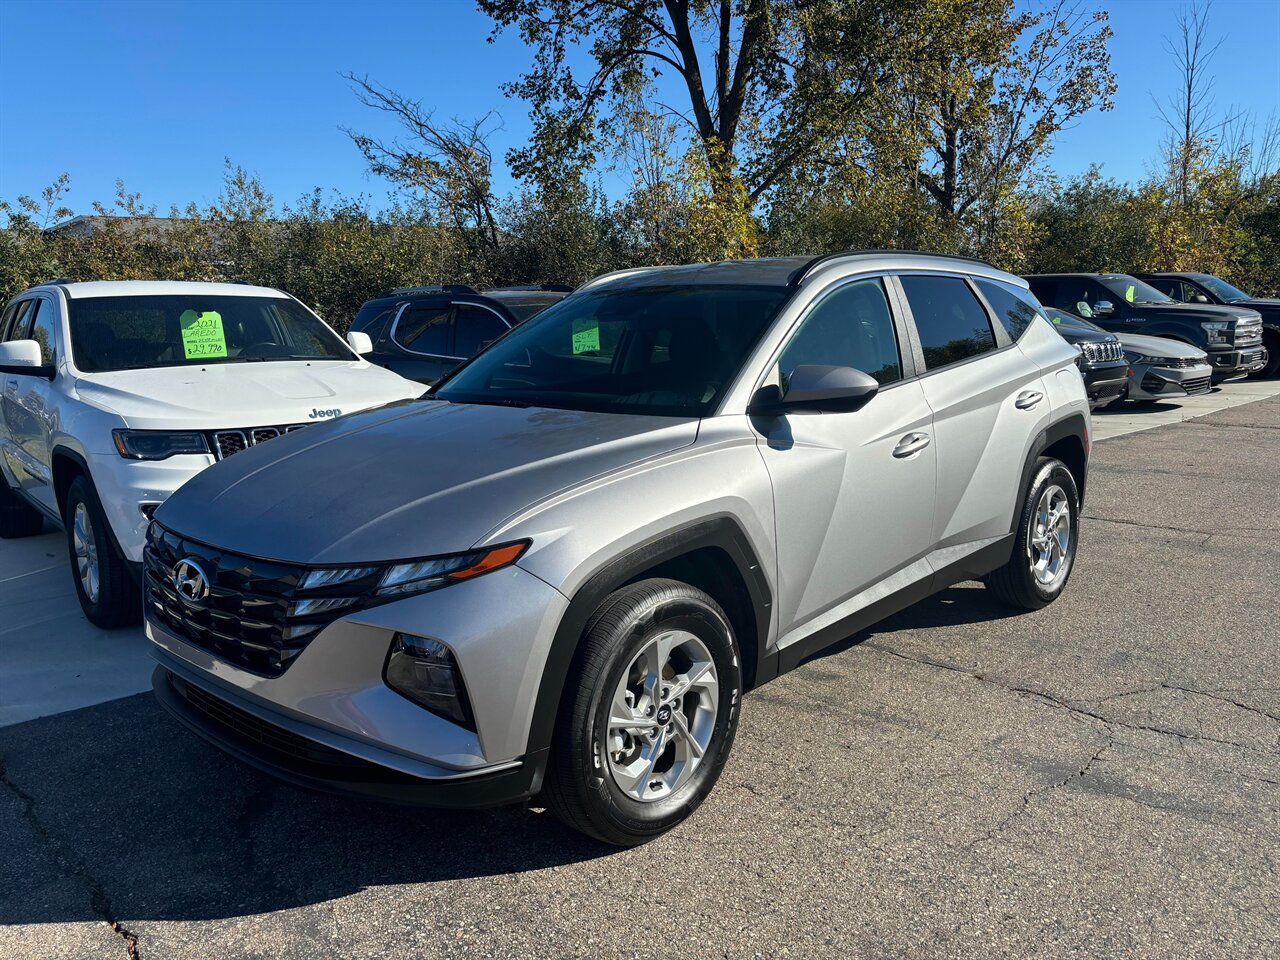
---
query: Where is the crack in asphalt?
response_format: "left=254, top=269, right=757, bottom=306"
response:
left=862, top=642, right=1277, bottom=757
left=0, top=759, right=141, bottom=959
left=967, top=739, right=1114, bottom=848
left=1081, top=513, right=1271, bottom=541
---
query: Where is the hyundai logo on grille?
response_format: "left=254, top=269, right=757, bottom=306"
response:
left=173, top=558, right=212, bottom=605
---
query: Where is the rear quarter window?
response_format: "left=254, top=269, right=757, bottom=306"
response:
left=975, top=278, right=1045, bottom=341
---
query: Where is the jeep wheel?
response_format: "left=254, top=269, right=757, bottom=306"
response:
left=0, top=480, right=45, bottom=538
left=543, top=578, right=741, bottom=846
left=65, top=475, right=141, bottom=629
left=984, top=458, right=1080, bottom=610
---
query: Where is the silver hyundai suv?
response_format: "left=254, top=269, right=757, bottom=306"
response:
left=146, top=252, right=1090, bottom=845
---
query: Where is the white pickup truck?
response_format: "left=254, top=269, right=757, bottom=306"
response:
left=0, top=280, right=419, bottom=627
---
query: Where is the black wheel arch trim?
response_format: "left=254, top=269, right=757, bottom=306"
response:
left=1015, top=412, right=1089, bottom=531
left=50, top=445, right=132, bottom=564
left=524, top=516, right=772, bottom=772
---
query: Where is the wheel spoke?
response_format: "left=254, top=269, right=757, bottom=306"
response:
left=670, top=710, right=704, bottom=759
left=666, top=660, right=713, bottom=704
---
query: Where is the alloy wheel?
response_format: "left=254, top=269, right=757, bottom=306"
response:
left=72, top=501, right=100, bottom=603
left=1029, top=484, right=1071, bottom=587
left=604, top=629, right=718, bottom=803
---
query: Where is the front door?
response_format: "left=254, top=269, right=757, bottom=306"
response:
left=754, top=276, right=938, bottom=658
left=2, top=295, right=59, bottom=513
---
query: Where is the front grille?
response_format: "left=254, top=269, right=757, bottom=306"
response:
left=144, top=525, right=384, bottom=676
left=1152, top=356, right=1204, bottom=368
left=1234, top=318, right=1262, bottom=347
left=1181, top=375, right=1212, bottom=395
left=1079, top=340, right=1125, bottom=365
left=210, top=423, right=310, bottom=461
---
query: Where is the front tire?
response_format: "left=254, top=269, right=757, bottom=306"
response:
left=984, top=458, right=1080, bottom=610
left=543, top=578, right=742, bottom=846
left=1253, top=331, right=1280, bottom=379
left=64, top=475, right=140, bottom=629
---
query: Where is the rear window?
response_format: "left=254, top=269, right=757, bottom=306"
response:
left=975, top=278, right=1044, bottom=341
left=67, top=295, right=351, bottom=373
left=900, top=275, right=998, bottom=370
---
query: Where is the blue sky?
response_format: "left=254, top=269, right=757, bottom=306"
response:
left=1, top=0, right=1277, bottom=219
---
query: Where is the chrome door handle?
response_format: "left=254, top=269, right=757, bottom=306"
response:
left=892, top=432, right=931, bottom=459
left=1015, top=390, right=1044, bottom=410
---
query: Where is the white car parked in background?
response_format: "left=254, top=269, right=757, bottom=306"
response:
left=0, top=280, right=419, bottom=627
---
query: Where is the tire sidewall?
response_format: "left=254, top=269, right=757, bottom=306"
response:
left=1021, top=460, right=1080, bottom=603
left=65, top=476, right=112, bottom=618
left=583, top=596, right=741, bottom=836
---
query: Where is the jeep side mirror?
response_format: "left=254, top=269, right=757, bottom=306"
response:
left=346, top=331, right=374, bottom=355
left=749, top=364, right=880, bottom=416
left=1093, top=300, right=1115, bottom=317
left=0, top=339, right=54, bottom=379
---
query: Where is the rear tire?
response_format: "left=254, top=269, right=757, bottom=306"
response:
left=0, top=480, right=45, bottom=538
left=543, top=578, right=741, bottom=846
left=984, top=458, right=1080, bottom=610
left=64, top=475, right=140, bottom=629
left=1253, top=331, right=1280, bottom=379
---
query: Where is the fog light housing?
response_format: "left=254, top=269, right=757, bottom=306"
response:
left=384, top=633, right=475, bottom=731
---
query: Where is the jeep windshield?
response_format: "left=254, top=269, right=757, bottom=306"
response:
left=434, top=284, right=792, bottom=417
left=68, top=294, right=353, bottom=373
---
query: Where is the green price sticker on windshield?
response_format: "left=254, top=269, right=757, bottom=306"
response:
left=571, top=318, right=600, bottom=355
left=1125, top=284, right=1136, bottom=303
left=180, top=309, right=227, bottom=360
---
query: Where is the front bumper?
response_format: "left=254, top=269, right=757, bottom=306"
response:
left=153, top=665, right=546, bottom=807
left=1080, top=362, right=1129, bottom=409
left=88, top=451, right=214, bottom=562
left=1206, top=345, right=1268, bottom=382
left=1127, top=360, right=1214, bottom=401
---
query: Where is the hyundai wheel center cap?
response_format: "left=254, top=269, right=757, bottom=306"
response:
left=173, top=557, right=212, bottom=605
left=655, top=705, right=672, bottom=725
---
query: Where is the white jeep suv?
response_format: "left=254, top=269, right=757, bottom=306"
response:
left=0, top=280, right=419, bottom=627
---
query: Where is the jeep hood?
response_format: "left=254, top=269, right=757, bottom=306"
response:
left=153, top=400, right=699, bottom=564
left=75, top=361, right=420, bottom=429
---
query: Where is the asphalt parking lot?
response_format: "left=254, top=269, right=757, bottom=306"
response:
left=2, top=387, right=1278, bottom=959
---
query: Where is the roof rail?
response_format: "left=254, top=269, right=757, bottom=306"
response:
left=788, top=249, right=1002, bottom=286
left=39, top=277, right=73, bottom=286
left=378, top=284, right=479, bottom=298
left=484, top=283, right=576, bottom=293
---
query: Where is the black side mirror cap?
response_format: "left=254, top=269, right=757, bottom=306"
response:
left=749, top=364, right=880, bottom=416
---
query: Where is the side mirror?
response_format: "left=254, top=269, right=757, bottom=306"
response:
left=749, top=364, right=880, bottom=416
left=0, top=339, right=54, bottom=378
left=346, top=331, right=374, bottom=356
left=1093, top=300, right=1115, bottom=316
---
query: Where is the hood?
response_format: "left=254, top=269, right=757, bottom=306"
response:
left=1115, top=334, right=1208, bottom=359
left=1128, top=302, right=1261, bottom=324
left=1053, top=322, right=1117, bottom=345
left=153, top=400, right=699, bottom=564
left=1234, top=298, right=1280, bottom=319
left=74, top=361, right=420, bottom=428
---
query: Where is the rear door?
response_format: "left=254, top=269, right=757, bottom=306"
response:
left=384, top=299, right=458, bottom=384
left=895, top=273, right=1050, bottom=555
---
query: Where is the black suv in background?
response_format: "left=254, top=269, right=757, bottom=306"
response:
left=1025, top=273, right=1266, bottom=383
left=1042, top=308, right=1128, bottom=408
left=1133, top=272, right=1280, bottom=378
left=350, top=283, right=573, bottom=383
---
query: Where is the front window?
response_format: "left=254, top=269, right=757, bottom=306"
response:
left=1195, top=275, right=1251, bottom=303
left=435, top=284, right=792, bottom=417
left=68, top=295, right=352, bottom=373
left=1098, top=275, right=1173, bottom=305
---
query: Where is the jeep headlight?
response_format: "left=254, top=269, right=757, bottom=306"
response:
left=1200, top=321, right=1231, bottom=344
left=113, top=429, right=209, bottom=460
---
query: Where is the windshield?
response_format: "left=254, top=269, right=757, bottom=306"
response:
left=1196, top=275, right=1251, bottom=302
left=1045, top=307, right=1106, bottom=334
left=1099, top=275, right=1173, bottom=305
left=435, top=284, right=792, bottom=417
left=68, top=295, right=353, bottom=373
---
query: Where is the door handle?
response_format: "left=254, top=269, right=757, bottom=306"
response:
left=892, top=432, right=931, bottom=459
left=1015, top=390, right=1044, bottom=410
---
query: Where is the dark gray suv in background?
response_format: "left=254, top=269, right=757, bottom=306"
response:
left=146, top=252, right=1090, bottom=845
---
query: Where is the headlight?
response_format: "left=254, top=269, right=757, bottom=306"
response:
left=376, top=541, right=528, bottom=597
left=1201, top=321, right=1231, bottom=344
left=113, top=429, right=209, bottom=460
